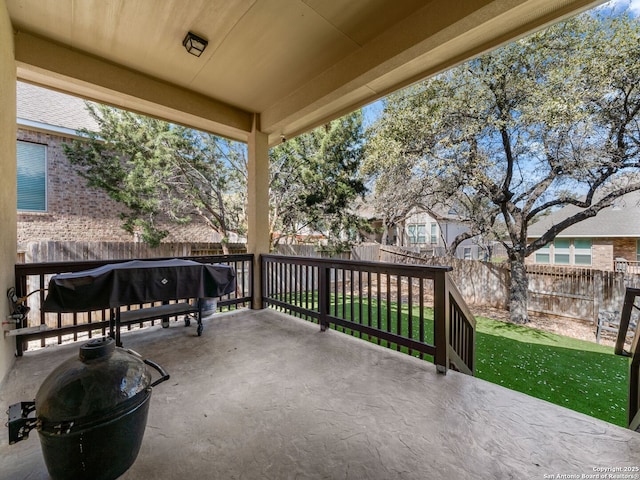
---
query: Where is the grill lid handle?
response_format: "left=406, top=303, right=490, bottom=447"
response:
left=144, top=359, right=171, bottom=387
left=125, top=348, right=170, bottom=388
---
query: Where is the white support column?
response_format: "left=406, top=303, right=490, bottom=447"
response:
left=246, top=114, right=270, bottom=309
left=0, top=0, right=18, bottom=381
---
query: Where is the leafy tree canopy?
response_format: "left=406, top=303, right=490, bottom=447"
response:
left=365, top=9, right=640, bottom=323
left=65, top=105, right=368, bottom=254
left=63, top=104, right=246, bottom=250
left=269, top=111, right=368, bottom=250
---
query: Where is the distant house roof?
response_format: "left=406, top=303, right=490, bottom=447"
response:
left=528, top=189, right=640, bottom=238
left=17, top=81, right=99, bottom=135
left=427, top=203, right=464, bottom=222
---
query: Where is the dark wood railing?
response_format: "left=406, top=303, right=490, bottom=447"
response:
left=615, top=287, right=640, bottom=432
left=12, top=254, right=253, bottom=356
left=446, top=276, right=476, bottom=375
left=11, top=253, right=476, bottom=375
left=261, top=254, right=476, bottom=375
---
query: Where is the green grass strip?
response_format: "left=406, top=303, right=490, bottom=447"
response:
left=474, top=316, right=629, bottom=427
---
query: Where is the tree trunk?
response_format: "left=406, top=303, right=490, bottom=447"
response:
left=396, top=220, right=405, bottom=246
left=509, top=252, right=529, bottom=324
left=381, top=222, right=389, bottom=245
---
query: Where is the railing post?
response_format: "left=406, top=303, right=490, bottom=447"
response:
left=631, top=351, right=640, bottom=428
left=615, top=287, right=640, bottom=429
left=260, top=255, right=267, bottom=309
left=14, top=266, right=28, bottom=357
left=615, top=288, right=638, bottom=357
left=319, top=265, right=330, bottom=331
left=433, top=271, right=449, bottom=374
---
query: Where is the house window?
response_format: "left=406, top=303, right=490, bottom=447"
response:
left=573, top=238, right=592, bottom=266
left=408, top=225, right=416, bottom=243
left=430, top=223, right=437, bottom=244
left=535, top=238, right=592, bottom=266
left=637, top=240, right=639, bottom=262
left=535, top=243, right=551, bottom=264
left=408, top=224, right=426, bottom=244
left=17, top=141, right=47, bottom=212
left=553, top=238, right=571, bottom=265
left=463, top=247, right=472, bottom=260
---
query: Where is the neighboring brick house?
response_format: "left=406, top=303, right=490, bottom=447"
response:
left=526, top=190, right=640, bottom=272
left=16, top=82, right=226, bottom=250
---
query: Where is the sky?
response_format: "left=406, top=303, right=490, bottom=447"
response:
left=607, top=0, right=640, bottom=13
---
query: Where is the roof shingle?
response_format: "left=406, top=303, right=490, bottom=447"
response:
left=528, top=190, right=640, bottom=238
left=17, top=81, right=99, bottom=132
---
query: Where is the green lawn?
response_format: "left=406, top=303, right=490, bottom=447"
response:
left=474, top=316, right=629, bottom=427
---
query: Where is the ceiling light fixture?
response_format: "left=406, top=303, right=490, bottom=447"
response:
left=183, top=31, right=208, bottom=57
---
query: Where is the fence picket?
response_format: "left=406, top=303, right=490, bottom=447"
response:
left=377, top=245, right=640, bottom=323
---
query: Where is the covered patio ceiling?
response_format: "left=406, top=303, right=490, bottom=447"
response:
left=8, top=0, right=603, bottom=145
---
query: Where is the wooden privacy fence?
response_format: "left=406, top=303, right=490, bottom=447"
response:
left=18, top=241, right=247, bottom=263
left=273, top=243, right=381, bottom=262
left=380, top=246, right=509, bottom=308
left=379, top=245, right=639, bottom=325
left=261, top=254, right=476, bottom=375
left=526, top=265, right=624, bottom=324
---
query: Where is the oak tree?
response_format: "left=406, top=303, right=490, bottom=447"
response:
left=365, top=9, right=640, bottom=323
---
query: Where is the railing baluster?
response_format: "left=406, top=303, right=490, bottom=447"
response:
left=259, top=255, right=475, bottom=376
left=396, top=274, right=402, bottom=351
left=408, top=276, right=413, bottom=357
left=39, top=274, right=46, bottom=349
left=386, top=273, right=391, bottom=349
left=14, top=255, right=253, bottom=355
left=341, top=268, right=346, bottom=325
left=292, top=263, right=296, bottom=314
left=358, top=269, right=363, bottom=338
left=376, top=271, right=381, bottom=345
left=367, top=271, right=372, bottom=341
left=350, top=268, right=355, bottom=336
left=419, top=278, right=425, bottom=359
left=319, top=265, right=329, bottom=331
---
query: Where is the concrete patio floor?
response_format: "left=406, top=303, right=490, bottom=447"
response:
left=1, top=308, right=640, bottom=479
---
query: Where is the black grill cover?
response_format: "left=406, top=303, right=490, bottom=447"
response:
left=43, top=259, right=236, bottom=313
